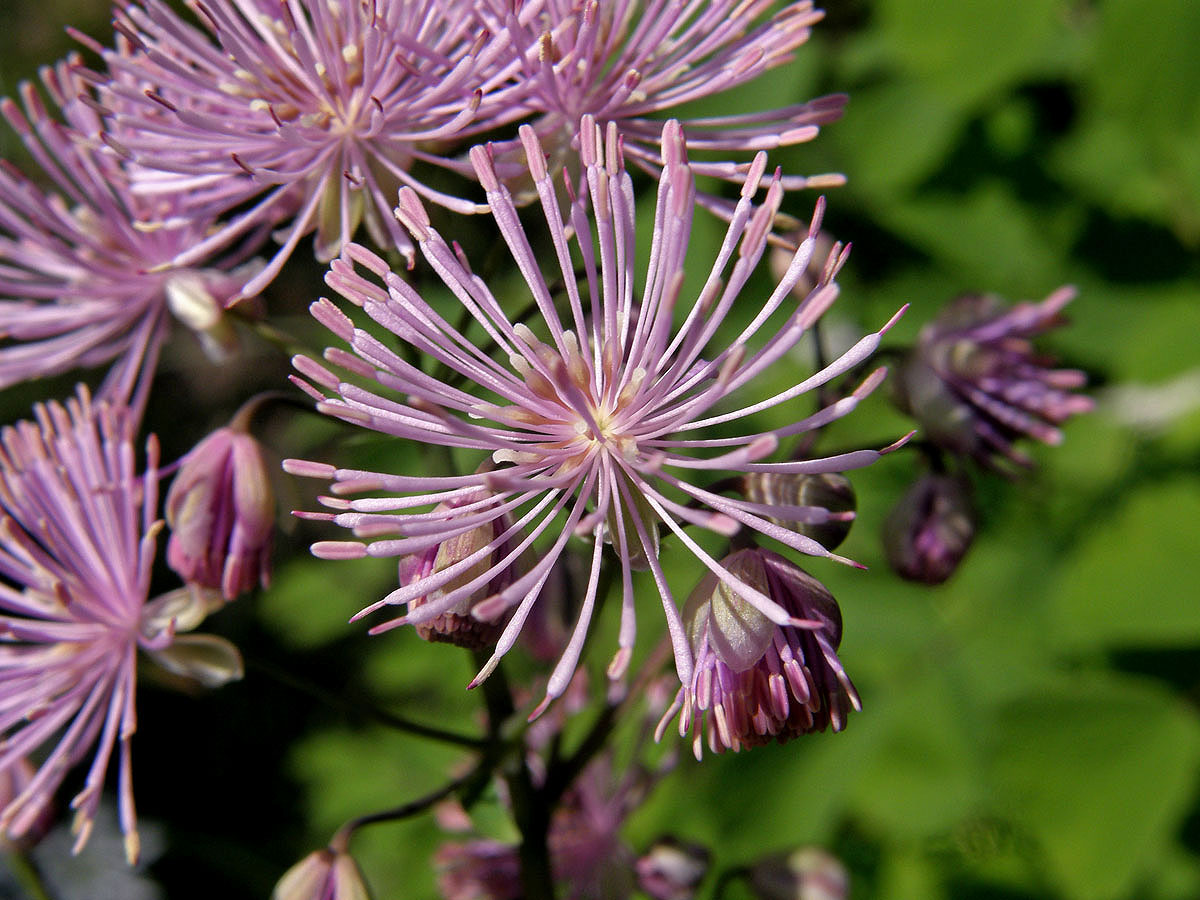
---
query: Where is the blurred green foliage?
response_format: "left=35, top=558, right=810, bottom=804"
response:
left=2, top=1, right=1199, bottom=899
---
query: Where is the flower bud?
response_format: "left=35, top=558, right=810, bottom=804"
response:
left=403, top=491, right=522, bottom=650
left=748, top=848, right=848, bottom=900
left=636, top=837, right=711, bottom=900
left=666, top=548, right=859, bottom=756
left=166, top=426, right=274, bottom=600
left=0, top=758, right=53, bottom=850
left=740, top=472, right=856, bottom=551
left=273, top=848, right=370, bottom=900
left=883, top=474, right=975, bottom=585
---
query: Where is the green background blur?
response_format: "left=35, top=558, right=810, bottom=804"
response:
left=2, top=1, right=1199, bottom=899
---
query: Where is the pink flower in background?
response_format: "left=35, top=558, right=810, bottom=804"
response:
left=91, top=0, right=528, bottom=295
left=0, top=59, right=258, bottom=406
left=477, top=0, right=846, bottom=189
left=287, top=116, right=902, bottom=714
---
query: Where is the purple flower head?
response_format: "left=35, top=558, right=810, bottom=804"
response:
left=93, top=0, right=526, bottom=296
left=0, top=58, right=257, bottom=403
left=478, top=0, right=846, bottom=191
left=273, top=847, right=370, bottom=900
left=0, top=387, right=241, bottom=864
left=894, top=288, right=1094, bottom=471
left=286, top=117, right=902, bottom=715
left=882, top=473, right=974, bottom=585
left=166, top=424, right=274, bottom=601
left=661, top=547, right=858, bottom=757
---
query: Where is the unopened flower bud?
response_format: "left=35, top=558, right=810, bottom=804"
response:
left=0, top=758, right=53, bottom=850
left=665, top=548, right=859, bottom=756
left=403, top=491, right=522, bottom=650
left=883, top=474, right=975, bottom=585
left=749, top=848, right=848, bottom=900
left=740, top=472, right=856, bottom=550
left=273, top=848, right=370, bottom=900
left=165, top=260, right=265, bottom=361
left=166, top=426, right=274, bottom=600
left=636, top=837, right=711, bottom=900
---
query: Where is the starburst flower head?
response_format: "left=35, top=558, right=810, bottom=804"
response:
left=286, top=116, right=903, bottom=714
left=894, top=288, right=1094, bottom=471
left=478, top=0, right=847, bottom=190
left=0, top=59, right=257, bottom=401
left=661, top=547, right=859, bottom=757
left=93, top=0, right=526, bottom=296
left=0, top=387, right=242, bottom=863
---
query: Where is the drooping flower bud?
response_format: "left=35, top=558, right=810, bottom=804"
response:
left=402, top=490, right=523, bottom=650
left=748, top=848, right=848, bottom=900
left=166, top=426, right=274, bottom=600
left=739, top=472, right=856, bottom=551
left=663, top=548, right=860, bottom=756
left=892, top=289, right=1093, bottom=471
left=883, top=474, right=975, bottom=585
left=273, top=847, right=370, bottom=900
left=636, top=837, right=711, bottom=900
left=0, top=758, right=53, bottom=851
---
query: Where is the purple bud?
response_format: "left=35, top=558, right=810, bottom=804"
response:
left=402, top=491, right=523, bottom=650
left=636, top=837, right=711, bottom=900
left=740, top=472, right=856, bottom=551
left=883, top=474, right=975, bottom=585
left=748, top=848, right=848, bottom=900
left=166, top=427, right=274, bottom=600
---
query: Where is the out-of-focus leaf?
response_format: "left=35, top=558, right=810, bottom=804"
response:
left=259, top=556, right=396, bottom=649
left=827, top=80, right=961, bottom=196
left=988, top=674, right=1200, bottom=900
left=1050, top=477, right=1200, bottom=649
left=874, top=0, right=1065, bottom=107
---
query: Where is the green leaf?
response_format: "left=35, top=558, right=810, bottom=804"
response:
left=1050, top=477, right=1200, bottom=649
left=259, top=555, right=397, bottom=649
left=874, top=0, right=1064, bottom=108
left=988, top=674, right=1200, bottom=900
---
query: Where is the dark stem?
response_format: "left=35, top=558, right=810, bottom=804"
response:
left=473, top=652, right=557, bottom=900
left=333, top=771, right=476, bottom=848
left=247, top=657, right=486, bottom=749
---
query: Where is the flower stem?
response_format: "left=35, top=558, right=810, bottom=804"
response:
left=247, top=657, right=486, bottom=749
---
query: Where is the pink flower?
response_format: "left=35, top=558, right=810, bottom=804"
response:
left=0, top=387, right=241, bottom=863
left=476, top=0, right=846, bottom=190
left=286, top=117, right=902, bottom=713
left=0, top=58, right=255, bottom=402
left=894, top=289, right=1093, bottom=471
left=91, top=0, right=527, bottom=294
